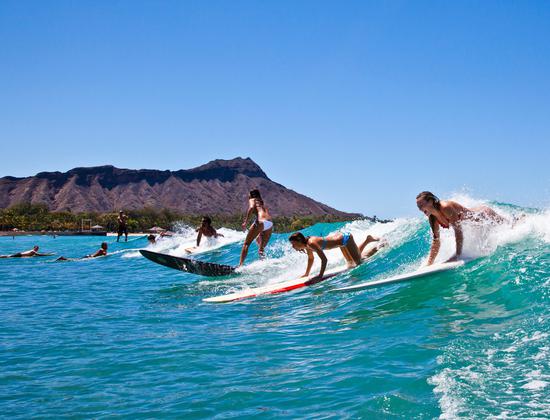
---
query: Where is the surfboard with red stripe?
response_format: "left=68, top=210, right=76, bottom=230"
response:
left=203, top=267, right=348, bottom=303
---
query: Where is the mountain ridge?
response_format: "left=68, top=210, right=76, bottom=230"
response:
left=0, top=157, right=361, bottom=218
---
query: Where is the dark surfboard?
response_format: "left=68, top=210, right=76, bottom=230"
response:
left=139, top=249, right=236, bottom=277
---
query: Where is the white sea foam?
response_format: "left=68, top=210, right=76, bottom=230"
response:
left=417, top=193, right=550, bottom=263
left=429, top=318, right=550, bottom=418
left=122, top=225, right=246, bottom=259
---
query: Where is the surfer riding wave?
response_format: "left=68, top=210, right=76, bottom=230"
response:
left=416, top=191, right=506, bottom=265
left=239, top=189, right=273, bottom=266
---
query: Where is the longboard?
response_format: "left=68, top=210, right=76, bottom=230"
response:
left=332, top=260, right=465, bottom=293
left=140, top=249, right=235, bottom=277
left=111, top=235, right=147, bottom=244
left=203, top=267, right=349, bottom=303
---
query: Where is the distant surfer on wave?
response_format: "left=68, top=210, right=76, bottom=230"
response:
left=56, top=242, right=108, bottom=261
left=416, top=191, right=505, bottom=265
left=289, top=232, right=383, bottom=279
left=0, top=245, right=53, bottom=258
left=239, top=189, right=273, bottom=266
left=185, top=216, right=224, bottom=253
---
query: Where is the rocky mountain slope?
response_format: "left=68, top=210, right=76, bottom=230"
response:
left=0, top=157, right=360, bottom=218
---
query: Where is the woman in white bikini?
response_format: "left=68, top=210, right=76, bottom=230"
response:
left=416, top=191, right=505, bottom=265
left=239, top=189, right=273, bottom=266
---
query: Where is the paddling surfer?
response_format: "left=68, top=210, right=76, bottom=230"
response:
left=0, top=245, right=52, bottom=258
left=416, top=191, right=505, bottom=265
left=116, top=210, right=128, bottom=242
left=289, top=232, right=382, bottom=279
left=56, top=242, right=108, bottom=261
left=239, top=189, right=273, bottom=266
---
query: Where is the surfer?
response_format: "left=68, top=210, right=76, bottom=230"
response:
left=289, top=232, right=383, bottom=279
left=116, top=210, right=128, bottom=242
left=0, top=245, right=53, bottom=258
left=185, top=216, right=225, bottom=253
left=56, top=242, right=108, bottom=261
left=147, top=234, right=156, bottom=245
left=239, top=189, right=273, bottom=266
left=196, top=216, right=224, bottom=246
left=416, top=191, right=505, bottom=265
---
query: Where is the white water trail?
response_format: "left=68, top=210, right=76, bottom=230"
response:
left=122, top=225, right=246, bottom=259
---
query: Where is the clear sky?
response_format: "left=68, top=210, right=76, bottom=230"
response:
left=1, top=1, right=549, bottom=218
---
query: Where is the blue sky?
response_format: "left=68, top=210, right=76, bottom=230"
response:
left=1, top=1, right=549, bottom=217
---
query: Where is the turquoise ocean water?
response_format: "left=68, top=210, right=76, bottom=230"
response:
left=1, top=197, right=549, bottom=418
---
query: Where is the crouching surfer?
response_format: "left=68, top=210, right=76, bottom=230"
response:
left=416, top=191, right=505, bottom=265
left=289, top=232, right=383, bottom=279
left=56, top=242, right=108, bottom=261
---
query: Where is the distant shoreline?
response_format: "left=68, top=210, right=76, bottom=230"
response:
left=1, top=203, right=386, bottom=235
left=0, top=231, right=148, bottom=237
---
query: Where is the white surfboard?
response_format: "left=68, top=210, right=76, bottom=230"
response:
left=203, top=267, right=349, bottom=303
left=332, top=260, right=465, bottom=293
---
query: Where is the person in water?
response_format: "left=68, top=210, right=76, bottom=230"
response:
left=185, top=216, right=224, bottom=253
left=117, top=210, right=128, bottom=242
left=196, top=216, right=224, bottom=246
left=239, top=189, right=273, bottom=266
left=147, top=234, right=157, bottom=245
left=416, top=191, right=505, bottom=265
left=0, top=245, right=52, bottom=258
left=56, top=242, right=108, bottom=261
left=289, top=232, right=382, bottom=279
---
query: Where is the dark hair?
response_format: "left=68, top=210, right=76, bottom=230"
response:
left=249, top=189, right=264, bottom=206
left=289, top=232, right=309, bottom=244
left=201, top=216, right=212, bottom=226
left=249, top=189, right=262, bottom=199
left=101, top=242, right=108, bottom=248
left=147, top=234, right=156, bottom=241
left=416, top=191, right=441, bottom=238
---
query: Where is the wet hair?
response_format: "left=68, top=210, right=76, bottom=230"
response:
left=147, top=234, right=156, bottom=241
left=101, top=242, right=108, bottom=249
left=289, top=232, right=309, bottom=245
left=416, top=191, right=441, bottom=238
left=201, top=216, right=212, bottom=226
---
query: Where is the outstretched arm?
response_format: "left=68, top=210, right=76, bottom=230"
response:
left=302, top=249, right=314, bottom=277
left=242, top=200, right=255, bottom=230
left=309, top=242, right=328, bottom=278
left=427, top=222, right=441, bottom=266
left=447, top=224, right=463, bottom=262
